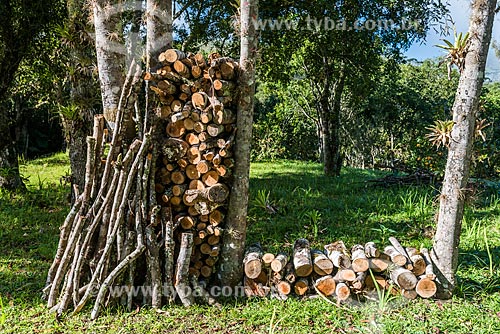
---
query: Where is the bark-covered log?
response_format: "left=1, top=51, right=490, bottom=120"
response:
left=175, top=233, right=195, bottom=306
left=335, top=282, right=350, bottom=301
left=311, top=249, right=334, bottom=275
left=352, top=271, right=367, bottom=291
left=351, top=244, right=369, bottom=272
left=160, top=49, right=186, bottom=64
left=368, top=258, right=391, bottom=272
left=243, top=243, right=263, bottom=279
left=333, top=269, right=356, bottom=282
left=406, top=247, right=426, bottom=276
left=184, top=183, right=229, bottom=204
left=293, top=239, right=313, bottom=277
left=384, top=246, right=407, bottom=266
left=364, top=242, right=380, bottom=258
left=275, top=281, right=292, bottom=296
left=390, top=267, right=417, bottom=290
left=244, top=277, right=269, bottom=297
left=161, top=138, right=189, bottom=161
left=324, top=241, right=351, bottom=268
left=420, top=248, right=436, bottom=280
left=401, top=289, right=417, bottom=300
left=388, top=237, right=412, bottom=269
left=262, top=253, right=275, bottom=268
left=294, top=278, right=309, bottom=296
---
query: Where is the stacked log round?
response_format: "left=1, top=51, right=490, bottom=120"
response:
left=146, top=49, right=239, bottom=289
left=243, top=237, right=438, bottom=302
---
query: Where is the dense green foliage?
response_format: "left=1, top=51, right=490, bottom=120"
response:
left=252, top=58, right=500, bottom=178
left=0, top=0, right=65, bottom=157
left=1, top=155, right=499, bottom=333
left=475, top=82, right=500, bottom=177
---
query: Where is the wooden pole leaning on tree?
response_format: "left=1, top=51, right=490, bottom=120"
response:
left=175, top=233, right=195, bottom=307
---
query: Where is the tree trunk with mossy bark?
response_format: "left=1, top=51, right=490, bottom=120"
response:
left=431, top=0, right=497, bottom=298
left=63, top=0, right=98, bottom=203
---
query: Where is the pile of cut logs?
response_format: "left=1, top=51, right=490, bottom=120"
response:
left=244, top=237, right=437, bottom=301
left=146, top=49, right=238, bottom=294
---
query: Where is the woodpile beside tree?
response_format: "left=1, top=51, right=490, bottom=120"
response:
left=148, top=49, right=239, bottom=295
left=244, top=238, right=437, bottom=302
left=44, top=49, right=239, bottom=318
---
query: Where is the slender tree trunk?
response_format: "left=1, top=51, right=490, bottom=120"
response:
left=0, top=105, right=24, bottom=190
left=320, top=67, right=345, bottom=176
left=431, top=0, right=497, bottom=298
left=93, top=0, right=126, bottom=133
left=146, top=0, right=172, bottom=70
left=219, top=0, right=258, bottom=287
left=0, top=43, right=25, bottom=191
left=64, top=0, right=96, bottom=202
left=144, top=0, right=172, bottom=309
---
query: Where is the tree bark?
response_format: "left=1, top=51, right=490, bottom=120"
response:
left=219, top=0, right=258, bottom=287
left=0, top=5, right=27, bottom=191
left=319, top=64, right=345, bottom=176
left=0, top=110, right=24, bottom=190
left=93, top=0, right=126, bottom=133
left=431, top=0, right=497, bottom=298
left=63, top=0, right=97, bottom=202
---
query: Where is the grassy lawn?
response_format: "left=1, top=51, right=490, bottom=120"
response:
left=1, top=153, right=499, bottom=333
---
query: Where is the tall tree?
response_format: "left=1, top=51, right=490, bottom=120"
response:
left=0, top=0, right=64, bottom=190
left=144, top=0, right=173, bottom=310
left=92, top=0, right=127, bottom=133
left=62, top=0, right=101, bottom=202
left=259, top=0, right=448, bottom=176
left=219, top=0, right=259, bottom=287
left=431, top=0, right=498, bottom=298
left=146, top=0, right=173, bottom=69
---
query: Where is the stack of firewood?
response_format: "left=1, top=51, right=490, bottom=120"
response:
left=146, top=49, right=238, bottom=294
left=244, top=237, right=438, bottom=301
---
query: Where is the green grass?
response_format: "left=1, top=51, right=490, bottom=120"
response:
left=1, top=155, right=499, bottom=333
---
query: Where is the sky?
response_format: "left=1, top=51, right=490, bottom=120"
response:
left=405, top=0, right=500, bottom=81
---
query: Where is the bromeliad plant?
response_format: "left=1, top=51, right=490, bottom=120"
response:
left=437, top=31, right=470, bottom=79
left=426, top=120, right=455, bottom=149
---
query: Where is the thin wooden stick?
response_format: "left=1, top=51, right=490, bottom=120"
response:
left=47, top=136, right=97, bottom=308
left=90, top=203, right=146, bottom=320
left=175, top=233, right=195, bottom=306
left=145, top=205, right=162, bottom=308
left=56, top=234, right=82, bottom=315
left=163, top=206, right=175, bottom=304
left=74, top=137, right=145, bottom=314
left=44, top=194, right=83, bottom=297
left=70, top=169, right=119, bottom=307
